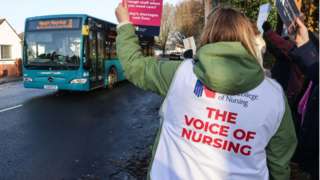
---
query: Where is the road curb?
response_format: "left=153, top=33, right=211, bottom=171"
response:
left=0, top=77, right=23, bottom=85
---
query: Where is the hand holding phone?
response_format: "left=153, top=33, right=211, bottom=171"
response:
left=275, top=0, right=301, bottom=36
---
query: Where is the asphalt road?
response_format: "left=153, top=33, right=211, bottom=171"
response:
left=0, top=81, right=162, bottom=180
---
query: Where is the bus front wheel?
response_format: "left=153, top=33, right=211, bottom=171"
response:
left=107, top=67, right=118, bottom=89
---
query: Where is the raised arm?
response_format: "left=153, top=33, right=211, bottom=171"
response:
left=289, top=18, right=319, bottom=84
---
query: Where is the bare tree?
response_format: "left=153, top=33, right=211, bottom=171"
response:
left=174, top=0, right=204, bottom=45
left=156, top=3, right=174, bottom=55
left=204, top=0, right=213, bottom=24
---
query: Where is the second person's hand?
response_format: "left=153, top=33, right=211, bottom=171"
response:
left=294, top=18, right=309, bottom=47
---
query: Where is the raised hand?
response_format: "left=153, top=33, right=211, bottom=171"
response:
left=294, top=18, right=309, bottom=47
left=115, top=0, right=130, bottom=23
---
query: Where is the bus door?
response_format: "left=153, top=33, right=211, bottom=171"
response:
left=88, top=30, right=97, bottom=88
left=96, top=31, right=105, bottom=86
left=88, top=29, right=104, bottom=88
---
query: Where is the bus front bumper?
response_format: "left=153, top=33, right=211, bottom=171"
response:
left=23, top=81, right=90, bottom=91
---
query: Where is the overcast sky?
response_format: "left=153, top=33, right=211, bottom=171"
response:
left=2, top=0, right=182, bottom=33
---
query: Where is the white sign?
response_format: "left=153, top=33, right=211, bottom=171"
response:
left=183, top=37, right=197, bottom=55
left=257, top=3, right=272, bottom=33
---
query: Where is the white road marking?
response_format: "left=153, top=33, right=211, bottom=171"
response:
left=0, top=104, right=23, bottom=113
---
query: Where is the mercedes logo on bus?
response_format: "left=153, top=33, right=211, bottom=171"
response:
left=48, top=77, right=54, bottom=82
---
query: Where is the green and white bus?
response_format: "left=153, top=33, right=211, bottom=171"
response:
left=23, top=14, right=154, bottom=91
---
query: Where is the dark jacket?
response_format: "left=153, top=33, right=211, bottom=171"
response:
left=263, top=31, right=305, bottom=106
left=263, top=32, right=291, bottom=91
left=290, top=41, right=319, bottom=84
left=290, top=40, right=319, bottom=180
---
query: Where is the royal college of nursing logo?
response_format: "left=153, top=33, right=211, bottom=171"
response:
left=193, top=80, right=217, bottom=99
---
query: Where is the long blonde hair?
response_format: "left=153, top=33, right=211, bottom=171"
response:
left=200, top=7, right=258, bottom=59
left=251, top=21, right=266, bottom=68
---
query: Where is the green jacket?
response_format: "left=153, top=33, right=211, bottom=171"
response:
left=116, top=23, right=297, bottom=180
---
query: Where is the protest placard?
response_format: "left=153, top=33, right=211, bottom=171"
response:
left=125, top=0, right=163, bottom=36
left=183, top=37, right=197, bottom=56
left=257, top=3, right=272, bottom=33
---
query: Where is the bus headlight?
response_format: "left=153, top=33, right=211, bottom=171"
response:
left=23, top=77, right=33, bottom=82
left=70, top=78, right=88, bottom=84
left=83, top=72, right=89, bottom=77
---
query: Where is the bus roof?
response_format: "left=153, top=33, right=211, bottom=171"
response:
left=25, top=14, right=155, bottom=41
left=25, top=14, right=117, bottom=26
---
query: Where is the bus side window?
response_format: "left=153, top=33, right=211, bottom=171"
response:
left=106, top=40, right=116, bottom=60
left=110, top=41, right=117, bottom=59
left=105, top=29, right=117, bottom=60
left=105, top=41, right=111, bottom=60
left=97, top=31, right=105, bottom=60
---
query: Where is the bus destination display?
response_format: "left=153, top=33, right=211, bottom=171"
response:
left=27, top=18, right=81, bottom=31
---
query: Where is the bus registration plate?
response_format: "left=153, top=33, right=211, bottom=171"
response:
left=44, top=85, right=58, bottom=90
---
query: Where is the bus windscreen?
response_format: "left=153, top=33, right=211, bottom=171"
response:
left=24, top=18, right=83, bottom=69
left=25, top=30, right=81, bottom=69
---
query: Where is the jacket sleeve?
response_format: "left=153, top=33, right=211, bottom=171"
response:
left=290, top=41, right=319, bottom=84
left=116, top=23, right=181, bottom=96
left=263, top=34, right=289, bottom=63
left=266, top=97, right=297, bottom=180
